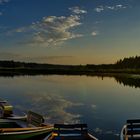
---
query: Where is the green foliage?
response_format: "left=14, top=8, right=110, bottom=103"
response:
left=115, top=56, right=140, bottom=69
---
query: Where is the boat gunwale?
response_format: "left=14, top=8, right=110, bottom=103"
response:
left=0, top=126, right=53, bottom=135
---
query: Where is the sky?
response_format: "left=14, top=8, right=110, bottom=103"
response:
left=0, top=0, right=140, bottom=64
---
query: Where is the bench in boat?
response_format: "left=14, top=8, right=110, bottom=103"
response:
left=47, top=124, right=98, bottom=140
left=54, top=124, right=88, bottom=135
left=121, top=119, right=140, bottom=140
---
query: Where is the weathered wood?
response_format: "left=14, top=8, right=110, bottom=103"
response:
left=125, top=119, right=140, bottom=139
left=27, top=111, right=44, bottom=126
left=127, top=119, right=140, bottom=124
left=127, top=124, right=140, bottom=129
left=127, top=130, right=140, bottom=135
left=54, top=124, right=87, bottom=129
left=53, top=129, right=88, bottom=134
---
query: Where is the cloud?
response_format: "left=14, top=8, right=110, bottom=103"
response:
left=20, top=15, right=83, bottom=47
left=22, top=55, right=75, bottom=64
left=15, top=27, right=28, bottom=33
left=0, top=0, right=10, bottom=16
left=0, top=52, right=75, bottom=64
left=106, top=6, right=115, bottom=10
left=94, top=6, right=104, bottom=13
left=95, top=4, right=127, bottom=12
left=69, top=6, right=87, bottom=14
left=0, top=0, right=9, bottom=4
left=0, top=52, right=21, bottom=60
left=91, top=31, right=99, bottom=36
left=28, top=56, right=73, bottom=62
left=116, top=4, right=126, bottom=9
left=9, top=8, right=85, bottom=47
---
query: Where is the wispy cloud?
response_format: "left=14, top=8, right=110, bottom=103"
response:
left=0, top=52, right=75, bottom=64
left=91, top=31, right=99, bottom=36
left=30, top=15, right=83, bottom=46
left=94, top=6, right=104, bottom=13
left=0, top=0, right=9, bottom=4
left=0, top=0, right=10, bottom=16
left=8, top=7, right=86, bottom=47
left=0, top=52, right=20, bottom=60
left=69, top=6, right=87, bottom=14
left=95, top=4, right=127, bottom=13
left=116, top=4, right=127, bottom=9
left=28, top=56, right=74, bottom=62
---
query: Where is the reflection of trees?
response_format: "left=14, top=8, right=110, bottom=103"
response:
left=0, top=73, right=140, bottom=88
left=114, top=76, right=140, bottom=88
left=93, top=74, right=140, bottom=88
left=95, top=74, right=140, bottom=88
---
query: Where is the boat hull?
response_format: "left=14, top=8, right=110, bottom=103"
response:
left=0, top=127, right=52, bottom=140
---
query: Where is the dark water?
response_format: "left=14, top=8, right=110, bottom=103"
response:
left=0, top=74, right=140, bottom=140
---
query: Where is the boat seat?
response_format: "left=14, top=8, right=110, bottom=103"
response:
left=125, top=119, right=140, bottom=139
left=53, top=124, right=88, bottom=136
left=26, top=111, right=44, bottom=127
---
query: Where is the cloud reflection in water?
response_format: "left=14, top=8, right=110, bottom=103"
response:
left=15, top=92, right=83, bottom=124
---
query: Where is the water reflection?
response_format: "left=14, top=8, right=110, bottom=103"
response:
left=114, top=75, right=140, bottom=88
left=15, top=92, right=82, bottom=124
left=0, top=73, right=140, bottom=88
left=91, top=74, right=140, bottom=88
left=0, top=75, right=140, bottom=140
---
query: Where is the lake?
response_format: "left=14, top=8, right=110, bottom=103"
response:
left=0, top=74, right=140, bottom=140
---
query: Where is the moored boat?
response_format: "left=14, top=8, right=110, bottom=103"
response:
left=120, top=119, right=140, bottom=140
left=46, top=123, right=98, bottom=140
left=0, top=111, right=53, bottom=140
left=0, top=99, right=53, bottom=140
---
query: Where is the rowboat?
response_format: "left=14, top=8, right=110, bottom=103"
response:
left=46, top=124, right=98, bottom=140
left=120, top=119, right=140, bottom=140
left=0, top=99, right=53, bottom=140
left=0, top=111, right=53, bottom=140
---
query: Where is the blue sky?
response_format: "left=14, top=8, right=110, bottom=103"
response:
left=0, top=0, right=140, bottom=64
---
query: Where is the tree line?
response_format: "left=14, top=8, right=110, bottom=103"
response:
left=0, top=56, right=139, bottom=73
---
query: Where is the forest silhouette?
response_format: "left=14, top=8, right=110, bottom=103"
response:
left=0, top=56, right=139, bottom=74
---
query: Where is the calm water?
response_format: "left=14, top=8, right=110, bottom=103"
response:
left=0, top=75, right=140, bottom=140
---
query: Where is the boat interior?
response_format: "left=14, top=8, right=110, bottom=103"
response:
left=47, top=124, right=96, bottom=140
left=0, top=111, right=46, bottom=132
left=121, top=119, right=140, bottom=140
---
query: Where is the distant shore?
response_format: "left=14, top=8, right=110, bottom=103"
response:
left=0, top=56, right=140, bottom=76
left=0, top=67, right=140, bottom=76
